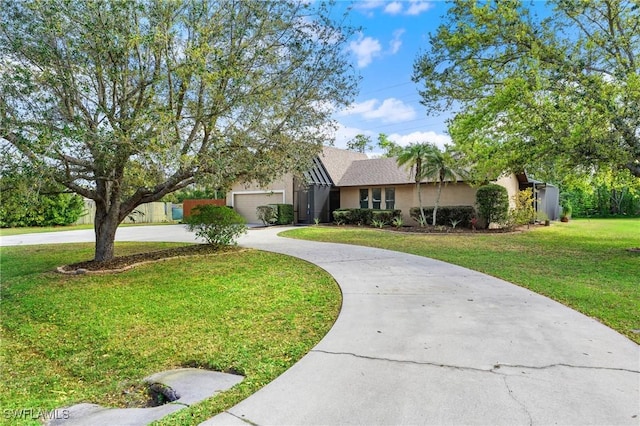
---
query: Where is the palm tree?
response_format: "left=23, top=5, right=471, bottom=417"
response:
left=396, top=143, right=437, bottom=226
left=421, top=147, right=467, bottom=226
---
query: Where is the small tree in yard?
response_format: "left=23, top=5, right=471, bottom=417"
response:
left=508, top=188, right=536, bottom=229
left=397, top=143, right=437, bottom=226
left=185, top=205, right=246, bottom=247
left=476, top=184, right=509, bottom=228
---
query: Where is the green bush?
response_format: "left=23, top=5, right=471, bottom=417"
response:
left=185, top=205, right=247, bottom=247
left=272, top=204, right=294, bottom=225
left=0, top=193, right=85, bottom=228
left=409, top=206, right=475, bottom=227
left=476, top=184, right=509, bottom=227
left=508, top=188, right=535, bottom=228
left=332, top=209, right=401, bottom=226
left=256, top=205, right=278, bottom=225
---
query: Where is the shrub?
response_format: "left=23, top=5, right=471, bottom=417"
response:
left=391, top=216, right=404, bottom=228
left=0, top=193, right=85, bottom=228
left=332, top=209, right=351, bottom=224
left=508, top=188, right=535, bottom=228
left=332, top=209, right=401, bottom=226
left=371, top=209, right=402, bottom=224
left=476, top=184, right=509, bottom=227
left=409, top=206, right=475, bottom=227
left=256, top=205, right=277, bottom=225
left=272, top=204, right=294, bottom=225
left=185, top=205, right=247, bottom=247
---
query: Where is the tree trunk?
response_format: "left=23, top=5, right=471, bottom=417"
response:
left=433, top=181, right=443, bottom=226
left=93, top=202, right=121, bottom=262
left=417, top=181, right=426, bottom=226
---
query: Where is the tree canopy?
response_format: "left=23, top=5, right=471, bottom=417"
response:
left=413, top=0, right=640, bottom=182
left=0, top=0, right=358, bottom=261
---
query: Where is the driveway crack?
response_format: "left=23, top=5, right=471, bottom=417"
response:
left=224, top=411, right=260, bottom=426
left=502, top=375, right=533, bottom=426
left=311, top=350, right=640, bottom=375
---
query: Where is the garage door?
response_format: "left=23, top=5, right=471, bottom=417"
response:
left=234, top=192, right=283, bottom=223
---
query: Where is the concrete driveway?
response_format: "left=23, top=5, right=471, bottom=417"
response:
left=2, top=225, right=638, bottom=425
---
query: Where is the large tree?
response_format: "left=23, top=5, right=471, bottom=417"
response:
left=0, top=0, right=358, bottom=262
left=413, top=0, right=640, bottom=182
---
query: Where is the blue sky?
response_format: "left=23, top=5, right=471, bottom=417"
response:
left=330, top=1, right=457, bottom=154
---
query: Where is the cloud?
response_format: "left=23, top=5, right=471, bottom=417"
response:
left=384, top=2, right=403, bottom=15
left=331, top=123, right=376, bottom=150
left=389, top=29, right=405, bottom=54
left=349, top=34, right=382, bottom=68
left=387, top=131, right=452, bottom=150
left=406, top=1, right=434, bottom=15
left=340, top=98, right=417, bottom=123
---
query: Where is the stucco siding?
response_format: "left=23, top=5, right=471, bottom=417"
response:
left=227, top=174, right=294, bottom=205
left=496, top=174, right=520, bottom=209
left=340, top=183, right=478, bottom=224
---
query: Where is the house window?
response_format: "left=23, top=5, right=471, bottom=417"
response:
left=359, top=188, right=369, bottom=208
left=372, top=188, right=381, bottom=209
left=385, top=188, right=395, bottom=209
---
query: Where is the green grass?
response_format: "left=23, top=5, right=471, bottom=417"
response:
left=282, top=218, right=640, bottom=343
left=0, top=243, right=341, bottom=426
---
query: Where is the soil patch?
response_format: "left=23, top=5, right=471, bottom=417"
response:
left=59, top=245, right=234, bottom=273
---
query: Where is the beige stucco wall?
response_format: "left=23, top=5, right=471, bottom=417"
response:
left=227, top=174, right=295, bottom=206
left=495, top=174, right=520, bottom=209
left=340, top=183, right=478, bottom=224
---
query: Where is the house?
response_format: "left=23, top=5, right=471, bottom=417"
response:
left=227, top=146, right=558, bottom=224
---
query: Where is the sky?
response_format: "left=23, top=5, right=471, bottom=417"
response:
left=329, top=0, right=458, bottom=154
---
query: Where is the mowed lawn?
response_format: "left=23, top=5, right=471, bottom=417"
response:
left=0, top=242, right=341, bottom=426
left=282, top=218, right=640, bottom=343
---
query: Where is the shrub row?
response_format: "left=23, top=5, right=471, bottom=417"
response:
left=0, top=193, right=85, bottom=228
left=256, top=204, right=294, bottom=225
left=409, top=206, right=476, bottom=227
left=332, top=208, right=401, bottom=225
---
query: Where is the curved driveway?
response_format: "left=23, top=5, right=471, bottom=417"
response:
left=2, top=225, right=638, bottom=425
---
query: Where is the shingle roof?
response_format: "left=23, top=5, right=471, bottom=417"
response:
left=337, top=157, right=414, bottom=186
left=318, top=146, right=369, bottom=184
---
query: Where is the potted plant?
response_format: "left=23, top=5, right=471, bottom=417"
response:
left=561, top=202, right=572, bottom=222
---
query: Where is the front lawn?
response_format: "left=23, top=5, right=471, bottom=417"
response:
left=0, top=243, right=341, bottom=425
left=282, top=218, right=640, bottom=343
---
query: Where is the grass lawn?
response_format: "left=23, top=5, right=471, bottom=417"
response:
left=0, top=242, right=341, bottom=426
left=282, top=218, right=640, bottom=344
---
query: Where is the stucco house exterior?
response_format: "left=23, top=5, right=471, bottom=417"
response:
left=227, top=146, right=558, bottom=224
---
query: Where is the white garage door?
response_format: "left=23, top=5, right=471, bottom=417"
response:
left=234, top=192, right=283, bottom=223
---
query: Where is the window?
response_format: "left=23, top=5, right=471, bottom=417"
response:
left=359, top=188, right=369, bottom=208
left=385, top=187, right=395, bottom=210
left=372, top=188, right=381, bottom=209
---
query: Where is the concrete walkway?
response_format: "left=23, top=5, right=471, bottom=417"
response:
left=2, top=225, right=639, bottom=425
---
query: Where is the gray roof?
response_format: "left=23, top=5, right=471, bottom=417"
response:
left=337, top=157, right=414, bottom=186
left=318, top=146, right=369, bottom=184
left=337, top=156, right=466, bottom=187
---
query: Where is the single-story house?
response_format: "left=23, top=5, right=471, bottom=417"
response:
left=227, top=146, right=559, bottom=224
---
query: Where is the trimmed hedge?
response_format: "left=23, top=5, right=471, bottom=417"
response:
left=332, top=208, right=401, bottom=225
left=272, top=204, right=294, bottom=225
left=476, top=184, right=509, bottom=227
left=256, top=204, right=294, bottom=225
left=409, top=206, right=476, bottom=227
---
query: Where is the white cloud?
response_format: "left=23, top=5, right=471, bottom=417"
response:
left=389, top=29, right=405, bottom=54
left=406, top=1, right=434, bottom=16
left=349, top=34, right=382, bottom=68
left=340, top=98, right=417, bottom=123
left=331, top=123, right=376, bottom=150
left=384, top=2, right=403, bottom=15
left=387, top=131, right=452, bottom=150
